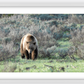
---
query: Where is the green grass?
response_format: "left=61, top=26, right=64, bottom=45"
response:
left=0, top=55, right=84, bottom=72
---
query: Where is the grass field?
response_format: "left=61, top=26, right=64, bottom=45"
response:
left=0, top=56, right=84, bottom=72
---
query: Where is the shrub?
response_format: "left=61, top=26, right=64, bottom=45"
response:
left=53, top=32, right=63, bottom=40
left=30, top=14, right=69, bottom=20
left=58, top=49, right=68, bottom=58
left=63, top=33, right=71, bottom=39
left=70, top=26, right=84, bottom=59
left=50, top=21, right=59, bottom=27
left=69, top=14, right=84, bottom=24
left=2, top=37, right=11, bottom=44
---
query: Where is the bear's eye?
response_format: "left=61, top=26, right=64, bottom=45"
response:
left=33, top=42, right=36, bottom=45
left=26, top=42, right=29, bottom=44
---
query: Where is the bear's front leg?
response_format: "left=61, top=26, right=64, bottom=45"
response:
left=31, top=50, right=36, bottom=60
left=24, top=50, right=29, bottom=59
left=21, top=54, right=25, bottom=59
left=20, top=42, right=25, bottom=59
left=34, top=47, right=38, bottom=59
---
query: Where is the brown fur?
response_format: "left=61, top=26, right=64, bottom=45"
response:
left=20, top=33, right=38, bottom=60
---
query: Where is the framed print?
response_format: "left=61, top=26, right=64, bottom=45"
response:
left=0, top=0, right=84, bottom=81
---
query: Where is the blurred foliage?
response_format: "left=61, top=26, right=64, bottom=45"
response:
left=0, top=14, right=84, bottom=60
left=0, top=14, right=14, bottom=17
left=30, top=14, right=69, bottom=20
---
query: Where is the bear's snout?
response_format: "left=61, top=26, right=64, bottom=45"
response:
left=29, top=45, right=34, bottom=50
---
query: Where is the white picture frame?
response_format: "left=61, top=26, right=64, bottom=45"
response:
left=0, top=1, right=84, bottom=84
left=0, top=0, right=84, bottom=7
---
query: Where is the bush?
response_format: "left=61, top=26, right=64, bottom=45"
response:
left=50, top=21, right=59, bottom=27
left=69, top=14, right=84, bottom=24
left=63, top=33, right=71, bottom=39
left=30, top=14, right=69, bottom=20
left=58, top=49, right=68, bottom=58
left=53, top=32, right=63, bottom=40
left=70, top=26, right=84, bottom=59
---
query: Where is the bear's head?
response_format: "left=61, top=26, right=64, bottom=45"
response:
left=24, top=34, right=37, bottom=54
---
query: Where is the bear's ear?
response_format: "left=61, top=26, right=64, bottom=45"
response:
left=30, top=36, right=34, bottom=40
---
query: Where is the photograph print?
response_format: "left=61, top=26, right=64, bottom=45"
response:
left=0, top=14, right=84, bottom=72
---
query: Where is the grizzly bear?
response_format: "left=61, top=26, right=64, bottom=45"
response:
left=20, top=33, right=38, bottom=60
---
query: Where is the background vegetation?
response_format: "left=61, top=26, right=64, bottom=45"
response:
left=0, top=14, right=84, bottom=72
